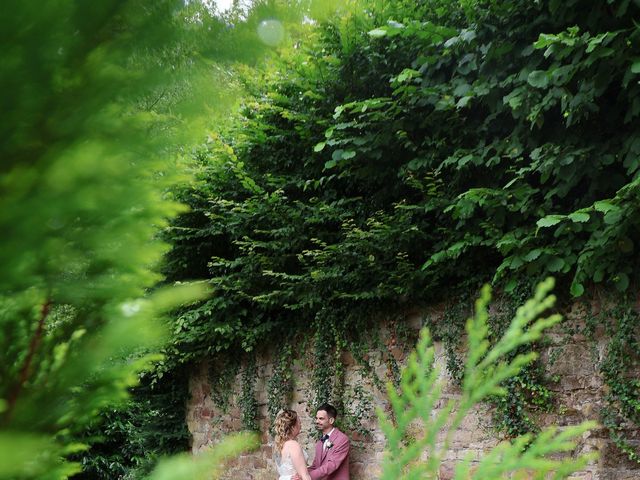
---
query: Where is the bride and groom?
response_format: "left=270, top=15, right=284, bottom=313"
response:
left=275, top=403, right=350, bottom=480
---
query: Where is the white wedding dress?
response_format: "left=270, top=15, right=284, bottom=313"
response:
left=275, top=448, right=308, bottom=480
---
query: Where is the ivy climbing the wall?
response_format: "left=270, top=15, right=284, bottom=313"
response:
left=267, top=344, right=294, bottom=429
left=208, top=356, right=240, bottom=413
left=240, top=356, right=259, bottom=432
left=585, top=300, right=640, bottom=463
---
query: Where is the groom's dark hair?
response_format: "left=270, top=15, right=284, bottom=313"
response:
left=317, top=403, right=337, bottom=419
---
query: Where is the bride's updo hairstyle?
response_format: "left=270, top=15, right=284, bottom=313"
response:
left=274, top=409, right=298, bottom=451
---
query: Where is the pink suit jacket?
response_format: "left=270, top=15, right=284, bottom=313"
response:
left=308, top=428, right=350, bottom=480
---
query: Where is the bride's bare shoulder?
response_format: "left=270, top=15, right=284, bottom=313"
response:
left=283, top=439, right=303, bottom=452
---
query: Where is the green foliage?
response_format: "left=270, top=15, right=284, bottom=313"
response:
left=355, top=0, right=640, bottom=298
left=340, top=384, right=375, bottom=439
left=430, top=286, right=556, bottom=438
left=208, top=356, right=241, bottom=413
left=585, top=302, right=640, bottom=463
left=311, top=323, right=340, bottom=408
left=486, top=285, right=556, bottom=438
left=491, top=361, right=555, bottom=438
left=164, top=0, right=640, bottom=361
left=147, top=0, right=640, bottom=467
left=267, top=345, right=294, bottom=428
left=240, top=356, right=259, bottom=432
left=378, top=278, right=597, bottom=479
left=73, top=368, right=191, bottom=479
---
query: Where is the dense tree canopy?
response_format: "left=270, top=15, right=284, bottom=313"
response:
left=167, top=0, right=640, bottom=355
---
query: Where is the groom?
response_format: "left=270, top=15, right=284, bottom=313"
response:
left=294, top=403, right=350, bottom=480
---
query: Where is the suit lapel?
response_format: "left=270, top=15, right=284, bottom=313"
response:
left=316, top=440, right=324, bottom=465
left=320, top=428, right=338, bottom=463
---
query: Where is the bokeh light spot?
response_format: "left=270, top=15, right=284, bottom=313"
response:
left=257, top=19, right=284, bottom=47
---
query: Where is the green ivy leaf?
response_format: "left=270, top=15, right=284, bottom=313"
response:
left=631, top=60, right=640, bottom=74
left=593, top=200, right=615, bottom=213
left=527, top=70, right=549, bottom=88
left=546, top=256, right=565, bottom=272
left=614, top=272, right=629, bottom=291
left=570, top=281, right=584, bottom=297
left=536, top=215, right=564, bottom=228
left=604, top=209, right=623, bottom=225
left=551, top=65, right=574, bottom=85
left=586, top=32, right=610, bottom=53
left=324, top=159, right=337, bottom=169
left=523, top=249, right=542, bottom=261
left=568, top=212, right=590, bottom=223
left=504, top=278, right=518, bottom=292
left=314, top=142, right=326, bottom=152
left=456, top=96, right=472, bottom=108
left=593, top=269, right=605, bottom=282
left=395, top=68, right=420, bottom=83
left=533, top=33, right=558, bottom=49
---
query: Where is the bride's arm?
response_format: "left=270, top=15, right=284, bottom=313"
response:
left=289, top=442, right=311, bottom=480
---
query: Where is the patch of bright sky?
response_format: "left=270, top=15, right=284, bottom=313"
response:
left=184, top=0, right=234, bottom=12
left=207, top=0, right=233, bottom=12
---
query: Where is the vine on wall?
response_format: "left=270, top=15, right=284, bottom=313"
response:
left=240, top=356, right=259, bottom=432
left=311, top=318, right=339, bottom=410
left=208, top=356, right=240, bottom=413
left=586, top=300, right=640, bottom=462
left=267, top=343, right=294, bottom=430
left=340, top=384, right=375, bottom=439
left=425, top=283, right=556, bottom=438
left=486, top=286, right=556, bottom=438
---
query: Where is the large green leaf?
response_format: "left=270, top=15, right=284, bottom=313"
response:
left=568, top=212, right=590, bottom=223
left=536, top=215, right=565, bottom=228
left=527, top=70, right=549, bottom=88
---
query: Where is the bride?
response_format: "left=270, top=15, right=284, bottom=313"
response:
left=274, top=409, right=311, bottom=480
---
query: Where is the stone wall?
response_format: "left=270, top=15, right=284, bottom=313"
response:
left=186, top=304, right=640, bottom=479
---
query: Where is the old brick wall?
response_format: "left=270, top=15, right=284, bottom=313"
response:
left=186, top=304, right=640, bottom=479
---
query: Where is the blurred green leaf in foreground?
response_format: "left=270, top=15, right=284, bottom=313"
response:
left=0, top=0, right=245, bottom=477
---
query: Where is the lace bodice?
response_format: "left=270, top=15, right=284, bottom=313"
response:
left=276, top=454, right=295, bottom=479
left=275, top=447, right=308, bottom=480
